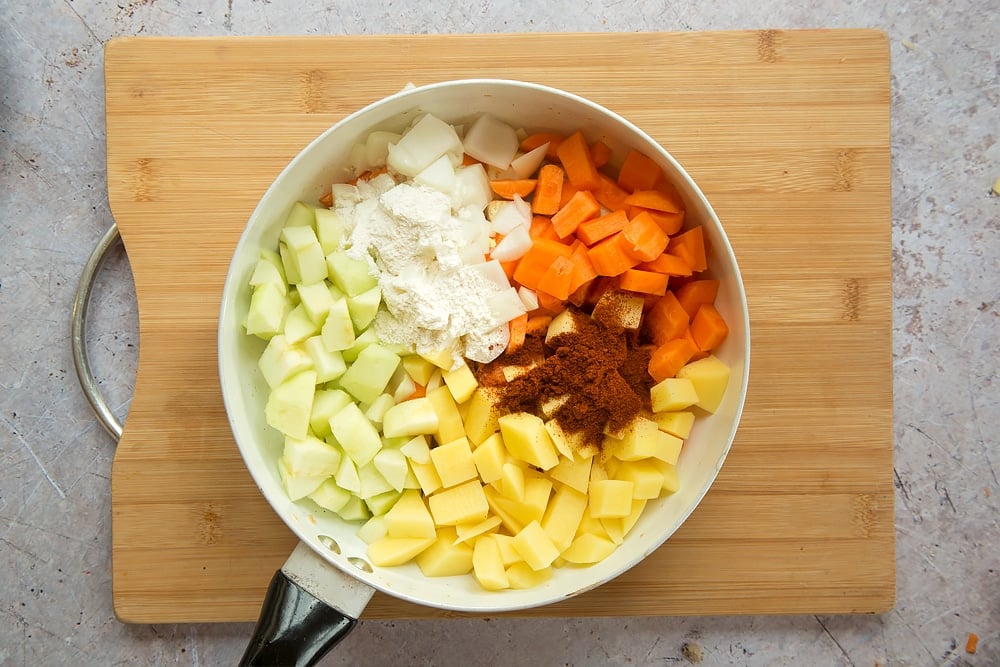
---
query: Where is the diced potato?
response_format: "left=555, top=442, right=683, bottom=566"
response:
left=493, top=476, right=552, bottom=527
left=501, top=364, right=535, bottom=382
left=543, top=419, right=586, bottom=459
left=652, top=430, right=684, bottom=466
left=500, top=461, right=526, bottom=501
left=600, top=517, right=624, bottom=545
left=498, top=412, right=560, bottom=471
left=426, top=385, right=465, bottom=445
left=649, top=377, right=699, bottom=413
left=384, top=489, right=436, bottom=539
left=606, top=417, right=661, bottom=461
left=540, top=484, right=588, bottom=552
left=561, top=533, right=618, bottom=564
left=591, top=290, right=644, bottom=330
left=483, top=486, right=525, bottom=534
left=471, top=432, right=506, bottom=484
left=613, top=460, right=664, bottom=500
left=415, top=528, right=474, bottom=577
left=652, top=410, right=696, bottom=439
left=544, top=308, right=584, bottom=346
left=409, top=459, right=443, bottom=495
left=419, top=346, right=459, bottom=370
left=430, top=437, right=478, bottom=488
left=588, top=479, right=635, bottom=518
left=507, top=562, right=553, bottom=589
left=472, top=535, right=509, bottom=590
left=539, top=394, right=569, bottom=419
left=427, top=480, right=489, bottom=526
left=399, top=434, right=432, bottom=464
left=512, top=520, right=561, bottom=571
left=454, top=515, right=502, bottom=544
left=491, top=533, right=523, bottom=566
left=622, top=498, right=647, bottom=536
left=462, top=387, right=503, bottom=445
left=401, top=355, right=437, bottom=385
left=651, top=459, right=681, bottom=495
left=367, top=535, right=436, bottom=567
left=676, top=355, right=731, bottom=414
left=576, top=505, right=611, bottom=540
left=442, top=362, right=478, bottom=404
left=549, top=454, right=593, bottom=495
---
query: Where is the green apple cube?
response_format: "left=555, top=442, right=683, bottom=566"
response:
left=373, top=448, right=410, bottom=492
left=382, top=397, right=440, bottom=438
left=347, top=285, right=382, bottom=331
left=281, top=224, right=319, bottom=252
left=341, top=327, right=378, bottom=363
left=358, top=461, right=395, bottom=499
left=283, top=303, right=321, bottom=344
left=334, top=455, right=361, bottom=494
left=258, top=334, right=313, bottom=389
left=260, top=249, right=287, bottom=285
left=277, top=458, right=327, bottom=501
left=329, top=402, right=383, bottom=466
left=321, top=298, right=356, bottom=352
left=282, top=434, right=342, bottom=478
left=283, top=201, right=317, bottom=228
left=249, top=256, right=287, bottom=294
left=309, top=387, right=353, bottom=438
left=279, top=243, right=303, bottom=284
left=303, top=336, right=347, bottom=385
left=364, top=492, right=401, bottom=519
left=265, top=370, right=317, bottom=439
left=325, top=250, right=378, bottom=297
left=364, top=393, right=396, bottom=427
left=336, top=495, right=372, bottom=522
left=246, top=282, right=290, bottom=340
left=314, top=208, right=345, bottom=255
left=294, top=243, right=328, bottom=285
left=399, top=435, right=432, bottom=465
left=296, top=281, right=335, bottom=324
left=338, top=344, right=401, bottom=405
left=308, top=478, right=352, bottom=513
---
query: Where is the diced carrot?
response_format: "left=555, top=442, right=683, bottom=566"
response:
left=619, top=211, right=669, bottom=262
left=576, top=209, right=628, bottom=246
left=520, top=132, right=563, bottom=160
left=645, top=291, right=690, bottom=345
left=618, top=269, right=669, bottom=296
left=638, top=208, right=685, bottom=236
left=490, top=179, right=537, bottom=200
left=558, top=180, right=580, bottom=209
left=536, top=289, right=565, bottom=315
left=648, top=337, right=700, bottom=382
left=667, top=226, right=707, bottom=272
left=500, top=259, right=519, bottom=280
left=617, top=149, right=662, bottom=193
left=529, top=215, right=560, bottom=241
left=639, top=253, right=692, bottom=277
left=682, top=328, right=710, bottom=362
left=507, top=313, right=529, bottom=352
left=966, top=633, right=978, bottom=655
left=525, top=314, right=553, bottom=335
left=318, top=191, right=333, bottom=207
left=654, top=173, right=687, bottom=211
left=593, top=173, right=630, bottom=212
left=567, top=242, right=598, bottom=294
left=590, top=140, right=612, bottom=168
left=689, top=303, right=729, bottom=351
left=462, top=153, right=482, bottom=166
left=532, top=164, right=565, bottom=215
left=537, top=255, right=576, bottom=300
left=556, top=131, right=601, bottom=190
left=582, top=276, right=619, bottom=309
left=623, top=189, right=683, bottom=213
left=587, top=232, right=640, bottom=277
left=551, top=190, right=601, bottom=239
left=675, top=279, right=720, bottom=318
left=512, top=238, right=573, bottom=290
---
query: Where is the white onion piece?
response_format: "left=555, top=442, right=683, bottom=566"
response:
left=517, top=286, right=539, bottom=311
left=387, top=113, right=463, bottom=177
left=365, top=131, right=402, bottom=170
left=467, top=260, right=512, bottom=290
left=487, top=287, right=528, bottom=324
left=490, top=201, right=530, bottom=235
left=511, top=194, right=531, bottom=220
left=489, top=224, right=532, bottom=262
left=414, top=154, right=456, bottom=193
left=349, top=142, right=369, bottom=174
left=462, top=114, right=519, bottom=169
left=463, top=324, right=510, bottom=364
left=451, top=163, right=492, bottom=212
left=509, top=143, right=549, bottom=179
left=330, top=182, right=360, bottom=206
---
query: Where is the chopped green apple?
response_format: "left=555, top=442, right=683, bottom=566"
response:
left=346, top=285, right=382, bottom=331
left=246, top=282, right=290, bottom=340
left=308, top=388, right=353, bottom=438
left=264, top=370, right=316, bottom=439
left=320, top=298, right=356, bottom=352
left=303, top=336, right=347, bottom=385
left=338, top=343, right=401, bottom=405
left=373, top=447, right=410, bottom=492
left=334, top=455, right=361, bottom=494
left=277, top=458, right=327, bottom=501
left=282, top=434, right=342, bottom=478
left=296, top=281, right=336, bottom=324
left=308, top=478, right=352, bottom=513
left=328, top=402, right=382, bottom=467
left=314, top=208, right=345, bottom=254
left=258, top=334, right=312, bottom=389
left=325, top=249, right=378, bottom=297
left=283, top=201, right=317, bottom=228
left=283, top=302, right=322, bottom=345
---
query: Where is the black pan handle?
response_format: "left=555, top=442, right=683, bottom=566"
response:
left=240, top=542, right=376, bottom=666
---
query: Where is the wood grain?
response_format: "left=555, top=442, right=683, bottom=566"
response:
left=105, top=30, right=894, bottom=623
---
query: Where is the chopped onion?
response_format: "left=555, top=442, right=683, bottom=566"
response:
left=517, top=286, right=539, bottom=311
left=489, top=223, right=532, bottom=262
left=462, top=114, right=519, bottom=169
left=509, top=143, right=549, bottom=179
left=487, top=287, right=528, bottom=324
left=467, top=260, right=512, bottom=290
left=451, top=163, right=492, bottom=212
left=414, top=154, right=456, bottom=193
left=387, top=113, right=463, bottom=177
left=489, top=200, right=531, bottom=235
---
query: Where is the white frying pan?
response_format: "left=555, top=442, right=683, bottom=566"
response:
left=218, top=79, right=750, bottom=665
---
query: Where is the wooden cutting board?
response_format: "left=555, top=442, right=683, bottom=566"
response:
left=105, top=30, right=894, bottom=623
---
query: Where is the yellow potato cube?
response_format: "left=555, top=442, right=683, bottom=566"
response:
left=589, top=461, right=609, bottom=482
left=498, top=412, right=560, bottom=471
left=472, top=535, right=509, bottom=590
left=415, top=528, right=474, bottom=577
left=588, top=479, right=635, bottom=518
left=401, top=355, right=436, bottom=385
left=409, top=459, right=442, bottom=495
left=426, top=385, right=465, bottom=445
left=613, top=460, right=665, bottom=500
left=454, top=515, right=502, bottom=544
left=366, top=535, right=436, bottom=567
left=471, top=433, right=506, bottom=484
left=419, top=347, right=459, bottom=370
left=607, top=417, right=661, bottom=461
left=512, top=520, right=561, bottom=571
left=600, top=517, right=624, bottom=545
left=384, top=489, right=436, bottom=539
left=493, top=476, right=553, bottom=527
left=442, top=362, right=478, bottom=404
left=652, top=410, right=696, bottom=439
left=650, top=377, right=699, bottom=413
left=491, top=533, right=523, bottom=566
left=540, top=484, right=588, bottom=551
left=622, top=498, right=647, bottom=536
left=548, top=454, right=593, bottom=495
left=501, top=461, right=526, bottom=501
left=543, top=419, right=588, bottom=459
left=652, top=430, right=684, bottom=465
left=506, top=562, right=553, bottom=589
left=651, top=459, right=681, bottom=495
left=575, top=505, right=610, bottom=540
left=462, top=387, right=503, bottom=445
left=483, top=486, right=525, bottom=534
left=430, top=437, right=477, bottom=488
left=676, top=355, right=731, bottom=414
left=427, top=480, right=489, bottom=526
left=539, top=394, right=569, bottom=419
left=561, top=533, right=618, bottom=564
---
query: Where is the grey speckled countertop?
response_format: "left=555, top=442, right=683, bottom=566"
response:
left=2, top=1, right=997, bottom=665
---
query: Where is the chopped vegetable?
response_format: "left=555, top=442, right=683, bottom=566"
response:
left=556, top=130, right=601, bottom=190
left=532, top=164, right=565, bottom=215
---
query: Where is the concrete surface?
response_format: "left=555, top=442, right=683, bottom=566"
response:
left=2, top=1, right=997, bottom=665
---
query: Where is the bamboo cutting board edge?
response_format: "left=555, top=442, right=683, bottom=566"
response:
left=105, top=30, right=895, bottom=623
